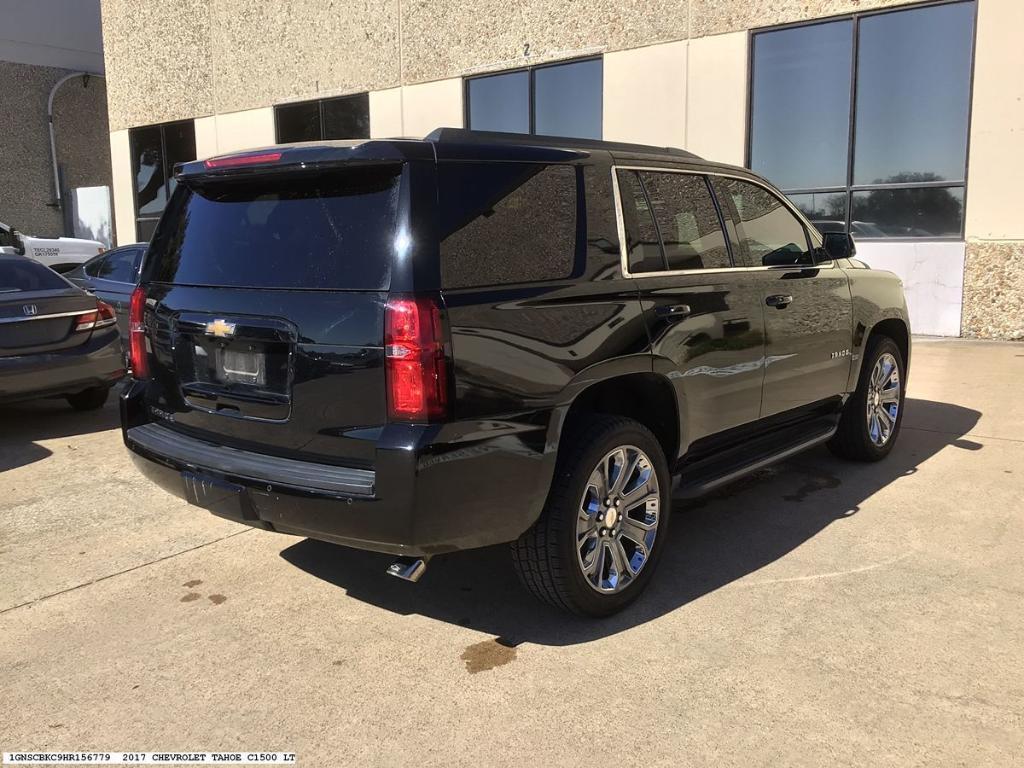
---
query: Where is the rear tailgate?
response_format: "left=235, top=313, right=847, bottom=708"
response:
left=137, top=161, right=402, bottom=467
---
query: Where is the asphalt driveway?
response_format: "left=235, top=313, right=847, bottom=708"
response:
left=1, top=338, right=1022, bottom=766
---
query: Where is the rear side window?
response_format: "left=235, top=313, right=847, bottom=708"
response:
left=0, top=259, right=69, bottom=293
left=636, top=171, right=732, bottom=271
left=439, top=163, right=578, bottom=289
left=711, top=177, right=812, bottom=268
left=616, top=170, right=663, bottom=274
left=145, top=167, right=401, bottom=290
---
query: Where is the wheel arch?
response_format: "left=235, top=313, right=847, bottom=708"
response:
left=850, top=315, right=911, bottom=391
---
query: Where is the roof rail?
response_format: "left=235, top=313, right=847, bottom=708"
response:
left=424, top=127, right=701, bottom=161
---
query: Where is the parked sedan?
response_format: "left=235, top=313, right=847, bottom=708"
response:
left=65, top=243, right=145, bottom=340
left=0, top=253, right=125, bottom=410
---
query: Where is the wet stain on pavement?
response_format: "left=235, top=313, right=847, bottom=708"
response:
left=207, top=594, right=227, bottom=605
left=783, top=467, right=841, bottom=503
left=461, top=637, right=518, bottom=674
left=179, top=592, right=201, bottom=603
left=183, top=579, right=203, bottom=588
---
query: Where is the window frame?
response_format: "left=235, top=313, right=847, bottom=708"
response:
left=273, top=92, right=370, bottom=143
left=463, top=56, right=603, bottom=137
left=611, top=165, right=826, bottom=278
left=745, top=0, right=979, bottom=242
left=129, top=119, right=196, bottom=243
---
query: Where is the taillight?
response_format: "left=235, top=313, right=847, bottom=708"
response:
left=75, top=300, right=117, bottom=332
left=385, top=295, right=448, bottom=422
left=129, top=286, right=149, bottom=378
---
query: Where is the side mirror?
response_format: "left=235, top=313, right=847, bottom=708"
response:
left=11, top=230, right=26, bottom=256
left=822, top=231, right=855, bottom=261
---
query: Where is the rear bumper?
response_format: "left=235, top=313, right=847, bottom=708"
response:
left=121, top=381, right=557, bottom=556
left=0, top=329, right=124, bottom=403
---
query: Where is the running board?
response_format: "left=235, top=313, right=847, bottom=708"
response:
left=673, top=424, right=837, bottom=500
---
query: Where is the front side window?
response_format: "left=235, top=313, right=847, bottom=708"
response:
left=439, top=163, right=578, bottom=289
left=97, top=247, right=140, bottom=283
left=466, top=58, right=602, bottom=140
left=748, top=1, right=975, bottom=239
left=712, top=178, right=812, bottom=268
left=129, top=120, right=196, bottom=242
left=275, top=93, right=370, bottom=143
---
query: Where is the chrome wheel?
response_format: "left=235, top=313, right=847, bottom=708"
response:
left=866, top=352, right=901, bottom=447
left=576, top=445, right=661, bottom=594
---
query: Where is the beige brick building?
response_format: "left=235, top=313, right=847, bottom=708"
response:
left=100, top=0, right=1023, bottom=338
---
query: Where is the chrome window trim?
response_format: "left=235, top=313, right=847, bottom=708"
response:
left=0, top=308, right=93, bottom=325
left=610, top=164, right=835, bottom=279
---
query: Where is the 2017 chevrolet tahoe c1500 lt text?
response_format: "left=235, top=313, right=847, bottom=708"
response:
left=121, top=129, right=910, bottom=616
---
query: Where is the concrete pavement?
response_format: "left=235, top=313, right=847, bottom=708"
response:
left=1, top=338, right=1022, bottom=766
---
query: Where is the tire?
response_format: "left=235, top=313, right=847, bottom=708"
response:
left=66, top=386, right=110, bottom=411
left=828, top=335, right=905, bottom=462
left=511, top=415, right=671, bottom=617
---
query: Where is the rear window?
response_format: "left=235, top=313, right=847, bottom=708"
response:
left=144, top=167, right=401, bottom=290
left=0, top=259, right=70, bottom=293
left=439, top=162, right=579, bottom=289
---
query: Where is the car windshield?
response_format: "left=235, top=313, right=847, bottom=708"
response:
left=0, top=258, right=70, bottom=293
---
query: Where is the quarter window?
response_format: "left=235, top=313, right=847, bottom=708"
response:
left=439, top=163, right=578, bottom=289
left=275, top=93, right=370, bottom=143
left=711, top=177, right=812, bottom=268
left=129, top=120, right=196, bottom=242
left=748, top=1, right=975, bottom=239
left=466, top=58, right=602, bottom=140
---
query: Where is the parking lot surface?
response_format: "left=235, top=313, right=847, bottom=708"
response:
left=2, top=338, right=1022, bottom=766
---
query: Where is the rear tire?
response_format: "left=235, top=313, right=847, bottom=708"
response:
left=511, top=415, right=671, bottom=617
left=66, top=386, right=110, bottom=411
left=828, top=336, right=905, bottom=462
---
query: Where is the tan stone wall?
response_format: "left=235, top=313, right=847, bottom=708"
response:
left=962, top=241, right=1024, bottom=340
left=1, top=62, right=111, bottom=238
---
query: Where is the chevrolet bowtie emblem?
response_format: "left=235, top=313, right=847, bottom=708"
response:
left=205, top=318, right=237, bottom=338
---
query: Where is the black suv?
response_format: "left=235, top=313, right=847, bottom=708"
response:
left=121, top=129, right=910, bottom=616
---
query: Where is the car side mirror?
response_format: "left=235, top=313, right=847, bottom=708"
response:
left=822, top=231, right=855, bottom=261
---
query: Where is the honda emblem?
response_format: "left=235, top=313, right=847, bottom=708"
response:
left=22, top=304, right=38, bottom=316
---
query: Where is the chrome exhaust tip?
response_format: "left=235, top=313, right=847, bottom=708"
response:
left=386, top=556, right=429, bottom=582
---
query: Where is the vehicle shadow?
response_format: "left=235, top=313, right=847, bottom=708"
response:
left=0, top=387, right=123, bottom=472
left=280, top=398, right=981, bottom=646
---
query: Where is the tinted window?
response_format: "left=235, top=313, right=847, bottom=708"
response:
left=851, top=187, right=964, bottom=238
left=713, top=178, right=811, bottom=268
left=637, top=172, right=731, bottom=271
left=130, top=120, right=196, bottom=242
left=82, top=253, right=107, bottom=277
left=467, top=72, right=530, bottom=134
left=615, top=170, right=663, bottom=274
left=750, top=20, right=852, bottom=190
left=132, top=125, right=165, bottom=216
left=747, top=1, right=975, bottom=240
left=323, top=93, right=370, bottom=139
left=276, top=101, right=321, bottom=142
left=466, top=58, right=602, bottom=139
left=854, top=2, right=974, bottom=185
left=146, top=167, right=401, bottom=290
left=439, top=163, right=577, bottom=289
left=534, top=58, right=602, bottom=139
left=0, top=259, right=70, bottom=292
left=97, top=247, right=140, bottom=283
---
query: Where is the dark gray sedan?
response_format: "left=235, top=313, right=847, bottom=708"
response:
left=0, top=253, right=124, bottom=410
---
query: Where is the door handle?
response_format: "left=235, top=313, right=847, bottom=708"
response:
left=765, top=294, right=793, bottom=308
left=655, top=303, right=692, bottom=319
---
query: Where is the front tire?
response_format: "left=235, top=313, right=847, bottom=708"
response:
left=512, top=416, right=671, bottom=617
left=828, top=336, right=905, bottom=461
left=66, top=386, right=110, bottom=411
